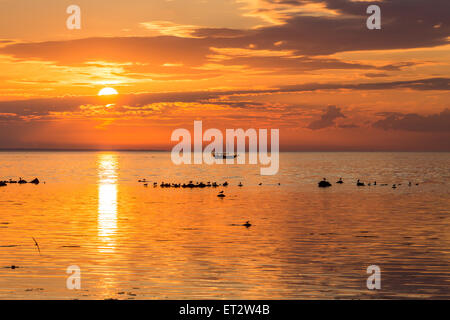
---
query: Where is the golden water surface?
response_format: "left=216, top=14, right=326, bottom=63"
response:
left=0, top=152, right=449, bottom=299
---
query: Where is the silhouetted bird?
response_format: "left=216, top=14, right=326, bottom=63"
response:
left=392, top=184, right=397, bottom=189
left=243, top=221, right=252, bottom=228
left=356, top=179, right=365, bottom=187
left=217, top=191, right=226, bottom=198
left=238, top=182, right=243, bottom=187
left=336, top=178, right=344, bottom=184
left=318, top=178, right=332, bottom=188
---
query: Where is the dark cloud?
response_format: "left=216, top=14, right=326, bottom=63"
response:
left=218, top=0, right=450, bottom=55
left=365, top=73, right=389, bottom=78
left=373, top=109, right=450, bottom=132
left=219, top=55, right=404, bottom=73
left=307, top=105, right=345, bottom=130
left=338, top=123, right=359, bottom=129
left=379, top=62, right=419, bottom=71
left=264, top=0, right=449, bottom=24
left=0, top=0, right=447, bottom=76
left=279, top=77, right=450, bottom=92
left=0, top=37, right=212, bottom=78
left=0, top=77, right=448, bottom=120
left=191, top=28, right=247, bottom=38
left=0, top=36, right=410, bottom=76
left=0, top=96, right=96, bottom=119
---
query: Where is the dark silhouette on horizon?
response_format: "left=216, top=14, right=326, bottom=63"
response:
left=318, top=178, right=332, bottom=188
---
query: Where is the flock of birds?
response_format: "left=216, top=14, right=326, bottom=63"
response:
left=0, top=177, right=40, bottom=187
left=137, top=179, right=257, bottom=228
left=4, top=176, right=418, bottom=190
left=137, top=179, right=284, bottom=198
left=318, top=177, right=420, bottom=189
left=1, top=175, right=420, bottom=233
left=138, top=179, right=237, bottom=189
left=137, top=179, right=250, bottom=200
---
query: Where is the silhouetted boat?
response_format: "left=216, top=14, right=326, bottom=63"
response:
left=212, top=152, right=237, bottom=159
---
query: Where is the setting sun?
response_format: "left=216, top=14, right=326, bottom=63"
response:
left=98, top=87, right=118, bottom=96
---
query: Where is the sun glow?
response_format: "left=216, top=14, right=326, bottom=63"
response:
left=98, top=87, right=118, bottom=96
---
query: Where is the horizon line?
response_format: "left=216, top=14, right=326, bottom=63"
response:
left=0, top=148, right=449, bottom=153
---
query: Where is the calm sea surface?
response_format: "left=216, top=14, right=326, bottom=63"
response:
left=0, top=152, right=449, bottom=299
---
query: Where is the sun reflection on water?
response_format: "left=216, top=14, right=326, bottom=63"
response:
left=97, top=153, right=118, bottom=253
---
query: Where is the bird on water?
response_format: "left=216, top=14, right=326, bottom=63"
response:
left=243, top=221, right=252, bottom=228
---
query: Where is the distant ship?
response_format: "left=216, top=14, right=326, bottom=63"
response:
left=212, top=151, right=238, bottom=159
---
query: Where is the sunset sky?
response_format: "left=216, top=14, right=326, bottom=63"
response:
left=0, top=0, right=449, bottom=150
